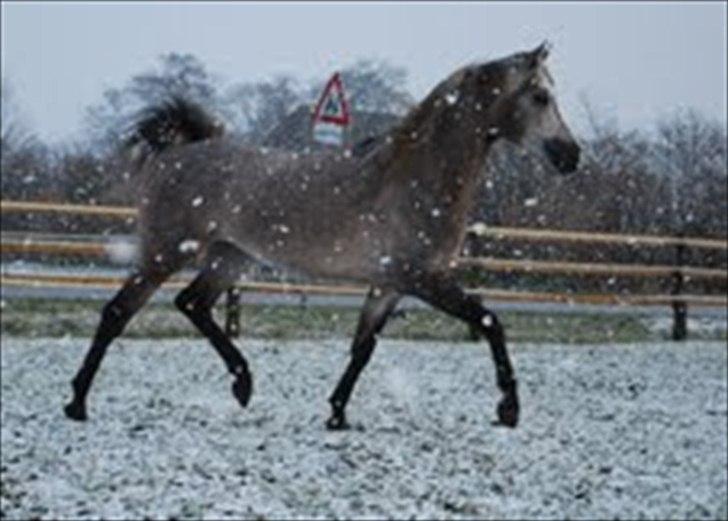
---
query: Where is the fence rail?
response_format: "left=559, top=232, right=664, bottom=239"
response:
left=3, top=272, right=725, bottom=307
left=2, top=199, right=726, bottom=340
left=3, top=235, right=727, bottom=281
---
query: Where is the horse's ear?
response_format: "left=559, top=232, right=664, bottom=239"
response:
left=528, top=40, right=551, bottom=68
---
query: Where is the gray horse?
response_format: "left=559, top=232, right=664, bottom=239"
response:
left=65, top=43, right=580, bottom=430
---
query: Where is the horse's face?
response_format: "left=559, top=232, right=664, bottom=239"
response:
left=476, top=43, right=581, bottom=174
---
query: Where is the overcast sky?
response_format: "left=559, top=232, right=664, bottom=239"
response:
left=2, top=1, right=726, bottom=144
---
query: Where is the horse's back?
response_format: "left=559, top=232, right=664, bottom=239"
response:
left=134, top=138, right=380, bottom=279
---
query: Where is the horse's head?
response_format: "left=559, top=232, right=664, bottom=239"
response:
left=458, top=42, right=581, bottom=174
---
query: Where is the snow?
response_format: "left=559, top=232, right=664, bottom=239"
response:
left=1, top=338, right=725, bottom=520
left=105, top=240, right=139, bottom=264
left=469, top=222, right=488, bottom=236
left=191, top=196, right=204, bottom=207
left=179, top=240, right=201, bottom=253
left=445, top=91, right=459, bottom=105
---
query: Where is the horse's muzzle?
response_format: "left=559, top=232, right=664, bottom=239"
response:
left=543, top=138, right=581, bottom=174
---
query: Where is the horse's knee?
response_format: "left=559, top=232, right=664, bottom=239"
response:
left=174, top=290, right=191, bottom=313
left=174, top=287, right=201, bottom=316
left=476, top=310, right=504, bottom=342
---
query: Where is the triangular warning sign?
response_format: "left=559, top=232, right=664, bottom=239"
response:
left=312, top=72, right=350, bottom=126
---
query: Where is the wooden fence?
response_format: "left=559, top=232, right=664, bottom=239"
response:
left=2, top=200, right=726, bottom=340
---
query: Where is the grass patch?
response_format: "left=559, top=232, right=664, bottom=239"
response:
left=0, top=297, right=680, bottom=344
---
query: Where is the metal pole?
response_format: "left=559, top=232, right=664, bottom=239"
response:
left=225, top=287, right=242, bottom=338
left=671, top=243, right=687, bottom=341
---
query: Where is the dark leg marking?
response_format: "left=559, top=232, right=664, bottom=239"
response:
left=64, top=269, right=168, bottom=421
left=408, top=273, right=519, bottom=427
left=326, top=286, right=400, bottom=430
left=174, top=242, right=253, bottom=409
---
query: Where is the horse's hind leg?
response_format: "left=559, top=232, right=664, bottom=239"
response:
left=408, top=272, right=519, bottom=427
left=326, top=286, right=400, bottom=430
left=64, top=267, right=171, bottom=421
left=174, top=241, right=252, bottom=408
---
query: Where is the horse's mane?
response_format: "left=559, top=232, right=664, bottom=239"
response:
left=388, top=59, right=513, bottom=148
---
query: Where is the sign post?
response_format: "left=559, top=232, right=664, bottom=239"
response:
left=312, top=72, right=350, bottom=147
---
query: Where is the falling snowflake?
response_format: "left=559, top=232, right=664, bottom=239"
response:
left=192, top=196, right=204, bottom=207
left=524, top=197, right=538, bottom=207
left=445, top=91, right=459, bottom=105
left=178, top=240, right=200, bottom=253
left=105, top=240, right=138, bottom=265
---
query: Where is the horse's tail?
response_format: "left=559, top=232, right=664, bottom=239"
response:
left=125, top=96, right=224, bottom=163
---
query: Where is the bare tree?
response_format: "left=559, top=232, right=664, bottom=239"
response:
left=1, top=79, right=38, bottom=152
left=84, top=53, right=219, bottom=154
left=653, top=108, right=728, bottom=237
left=222, top=74, right=304, bottom=139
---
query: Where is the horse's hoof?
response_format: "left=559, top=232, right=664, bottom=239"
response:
left=231, top=374, right=252, bottom=408
left=325, top=414, right=350, bottom=431
left=64, top=401, right=87, bottom=422
left=494, top=393, right=519, bottom=428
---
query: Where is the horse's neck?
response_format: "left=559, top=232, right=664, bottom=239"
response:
left=370, top=111, right=486, bottom=213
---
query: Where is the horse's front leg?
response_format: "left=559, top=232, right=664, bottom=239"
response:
left=408, top=272, right=519, bottom=427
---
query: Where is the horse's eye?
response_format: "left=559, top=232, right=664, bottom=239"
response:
left=533, top=90, right=550, bottom=106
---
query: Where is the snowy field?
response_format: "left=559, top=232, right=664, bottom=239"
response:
left=1, top=337, right=726, bottom=520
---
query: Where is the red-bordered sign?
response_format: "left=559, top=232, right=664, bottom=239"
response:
left=312, top=72, right=351, bottom=126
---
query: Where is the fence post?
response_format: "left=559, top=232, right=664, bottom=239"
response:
left=671, top=243, right=687, bottom=341
left=225, top=287, right=242, bottom=338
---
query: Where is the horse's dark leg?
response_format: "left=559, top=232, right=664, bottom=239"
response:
left=326, top=286, right=400, bottom=430
left=409, top=273, right=519, bottom=427
left=64, top=269, right=169, bottom=421
left=174, top=242, right=252, bottom=408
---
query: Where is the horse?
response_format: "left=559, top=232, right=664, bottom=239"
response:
left=64, top=42, right=580, bottom=430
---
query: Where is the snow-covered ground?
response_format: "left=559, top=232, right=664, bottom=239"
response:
left=1, top=337, right=726, bottom=520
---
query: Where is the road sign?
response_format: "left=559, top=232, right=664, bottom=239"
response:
left=312, top=72, right=350, bottom=146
